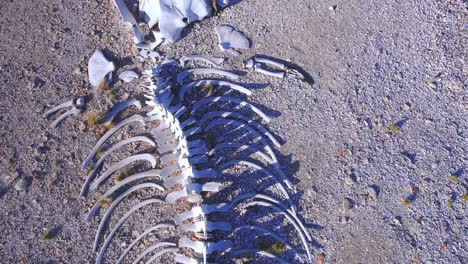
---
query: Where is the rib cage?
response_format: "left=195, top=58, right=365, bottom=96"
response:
left=81, top=56, right=313, bottom=263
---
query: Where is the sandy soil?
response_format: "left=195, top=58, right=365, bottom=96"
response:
left=0, top=0, right=466, bottom=263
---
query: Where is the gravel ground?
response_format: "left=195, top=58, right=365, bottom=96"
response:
left=0, top=0, right=466, bottom=263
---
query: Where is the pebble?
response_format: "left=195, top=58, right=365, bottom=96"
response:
left=440, top=221, right=450, bottom=232
left=344, top=175, right=355, bottom=185
left=14, top=177, right=28, bottom=191
left=402, top=102, right=411, bottom=111
left=342, top=198, right=354, bottom=210
left=367, top=185, right=379, bottom=200
left=78, top=121, right=86, bottom=131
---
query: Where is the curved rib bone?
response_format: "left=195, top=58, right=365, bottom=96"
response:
left=117, top=224, right=174, bottom=264
left=254, top=63, right=285, bottom=78
left=240, top=201, right=312, bottom=261
left=50, top=107, right=83, bottom=129
left=177, top=68, right=240, bottom=85
left=200, top=111, right=281, bottom=148
left=90, top=183, right=165, bottom=251
left=98, top=98, right=142, bottom=126
left=179, top=79, right=251, bottom=101
left=231, top=249, right=289, bottom=264
left=95, top=198, right=166, bottom=263
left=179, top=55, right=225, bottom=68
left=80, top=136, right=155, bottom=197
left=43, top=99, right=74, bottom=118
left=90, top=153, right=157, bottom=191
left=89, top=170, right=162, bottom=219
left=205, top=118, right=278, bottom=162
left=132, top=243, right=177, bottom=264
left=220, top=160, right=294, bottom=207
left=145, top=247, right=179, bottom=264
left=209, top=142, right=274, bottom=164
left=191, top=96, right=270, bottom=123
left=82, top=114, right=146, bottom=170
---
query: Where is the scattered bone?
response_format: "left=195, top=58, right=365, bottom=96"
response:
left=81, top=114, right=146, bottom=170
left=176, top=68, right=239, bottom=85
left=215, top=25, right=250, bottom=53
left=179, top=55, right=225, bottom=68
left=245, top=55, right=312, bottom=83
left=88, top=50, right=115, bottom=87
left=179, top=79, right=250, bottom=100
left=44, top=97, right=85, bottom=129
left=118, top=71, right=139, bottom=83
left=95, top=199, right=166, bottom=263
left=117, top=224, right=175, bottom=264
left=112, top=0, right=144, bottom=43
left=254, top=63, right=285, bottom=78
left=98, top=98, right=142, bottom=126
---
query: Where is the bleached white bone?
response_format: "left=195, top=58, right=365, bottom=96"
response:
left=88, top=50, right=115, bottom=87
left=80, top=136, right=155, bottom=197
left=177, top=68, right=239, bottom=85
left=43, top=99, right=74, bottom=118
left=117, top=224, right=175, bottom=264
left=82, top=114, right=146, bottom=170
left=254, top=63, right=285, bottom=78
left=174, top=254, right=201, bottom=264
left=132, top=243, right=177, bottom=264
left=99, top=98, right=143, bottom=127
left=199, top=111, right=281, bottom=148
left=178, top=220, right=232, bottom=234
left=174, top=203, right=229, bottom=225
left=112, top=0, right=144, bottom=43
left=166, top=182, right=221, bottom=204
left=190, top=96, right=270, bottom=123
left=90, top=153, right=157, bottom=190
left=50, top=107, right=83, bottom=129
left=205, top=118, right=278, bottom=162
left=179, top=79, right=251, bottom=101
left=179, top=55, right=225, bottom=68
left=118, top=71, right=139, bottom=83
left=219, top=160, right=294, bottom=208
left=95, top=199, right=166, bottom=263
left=240, top=201, right=312, bottom=261
left=215, top=25, right=250, bottom=51
left=145, top=247, right=179, bottom=264
left=88, top=170, right=162, bottom=219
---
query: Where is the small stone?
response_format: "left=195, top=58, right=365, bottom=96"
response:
left=328, top=5, right=337, bottom=11
left=367, top=185, right=379, bottom=200
left=440, top=221, right=450, bottom=232
left=402, top=102, right=411, bottom=111
left=14, top=177, right=28, bottom=191
left=342, top=198, right=353, bottom=210
left=78, top=121, right=86, bottom=131
left=73, top=67, right=82, bottom=75
left=344, top=175, right=356, bottom=185
left=391, top=216, right=403, bottom=226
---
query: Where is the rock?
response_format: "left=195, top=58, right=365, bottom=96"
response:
left=402, top=102, right=411, bottom=111
left=440, top=221, right=450, bottom=232
left=344, top=175, right=355, bottom=185
left=392, top=216, right=403, bottom=226
left=342, top=198, right=354, bottom=210
left=78, top=121, right=86, bottom=131
left=367, top=185, right=379, bottom=200
left=14, top=177, right=28, bottom=191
